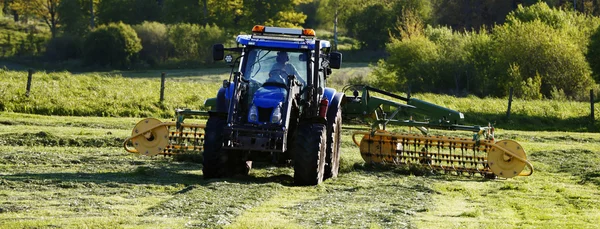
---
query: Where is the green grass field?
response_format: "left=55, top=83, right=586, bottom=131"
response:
left=0, top=112, right=599, bottom=228
left=1, top=67, right=600, bottom=228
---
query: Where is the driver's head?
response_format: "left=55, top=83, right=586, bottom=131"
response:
left=276, top=51, right=289, bottom=64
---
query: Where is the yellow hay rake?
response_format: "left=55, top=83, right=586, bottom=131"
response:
left=353, top=131, right=533, bottom=178
left=123, top=110, right=207, bottom=156
left=123, top=86, right=534, bottom=179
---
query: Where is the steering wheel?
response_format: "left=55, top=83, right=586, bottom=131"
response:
left=267, top=69, right=289, bottom=86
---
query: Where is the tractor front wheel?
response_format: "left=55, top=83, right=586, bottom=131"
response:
left=202, top=115, right=226, bottom=179
left=293, top=123, right=327, bottom=186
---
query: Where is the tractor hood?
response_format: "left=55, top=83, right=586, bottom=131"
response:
left=252, top=86, right=287, bottom=108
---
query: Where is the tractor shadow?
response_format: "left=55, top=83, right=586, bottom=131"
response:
left=2, top=161, right=297, bottom=188
left=352, top=162, right=496, bottom=182
left=464, top=112, right=598, bottom=132
left=2, top=162, right=205, bottom=187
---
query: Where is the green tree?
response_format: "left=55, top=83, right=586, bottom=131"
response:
left=58, top=0, right=92, bottom=37
left=507, top=2, right=600, bottom=53
left=96, top=0, right=160, bottom=25
left=167, top=23, right=226, bottom=63
left=239, top=0, right=309, bottom=28
left=83, top=22, right=142, bottom=68
left=371, top=35, right=439, bottom=92
left=586, top=24, right=600, bottom=82
left=10, top=0, right=61, bottom=38
left=344, top=0, right=431, bottom=49
left=161, top=0, right=201, bottom=24
left=133, top=21, right=171, bottom=65
left=493, top=20, right=594, bottom=99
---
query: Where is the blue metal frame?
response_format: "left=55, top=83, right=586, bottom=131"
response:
left=237, top=35, right=331, bottom=50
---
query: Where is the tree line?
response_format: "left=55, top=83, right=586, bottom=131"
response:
left=1, top=0, right=600, bottom=100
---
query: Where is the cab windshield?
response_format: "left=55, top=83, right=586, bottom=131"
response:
left=242, top=48, right=308, bottom=85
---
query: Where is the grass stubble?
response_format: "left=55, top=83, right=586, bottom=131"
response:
left=0, top=114, right=598, bottom=228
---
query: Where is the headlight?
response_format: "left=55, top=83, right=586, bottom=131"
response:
left=271, top=105, right=282, bottom=124
left=249, top=105, right=258, bottom=122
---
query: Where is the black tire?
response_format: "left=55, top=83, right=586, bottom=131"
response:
left=221, top=151, right=251, bottom=177
left=324, top=108, right=342, bottom=179
left=292, top=123, right=327, bottom=186
left=202, top=116, right=226, bottom=179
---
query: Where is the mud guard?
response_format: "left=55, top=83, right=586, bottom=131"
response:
left=326, top=92, right=345, bottom=122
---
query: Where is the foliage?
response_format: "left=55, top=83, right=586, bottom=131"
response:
left=370, top=35, right=438, bottom=92
left=83, top=22, right=142, bottom=68
left=344, top=0, right=431, bottom=49
left=344, top=4, right=394, bottom=49
left=57, top=0, right=92, bottom=37
left=167, top=23, right=226, bottom=63
left=239, top=0, right=308, bottom=28
left=587, top=24, right=600, bottom=82
left=507, top=2, right=600, bottom=53
left=96, top=0, right=160, bottom=25
left=0, top=19, right=50, bottom=58
left=493, top=19, right=594, bottom=99
left=370, top=3, right=597, bottom=100
left=133, top=21, right=171, bottom=66
left=9, top=0, right=61, bottom=38
left=44, top=35, right=82, bottom=61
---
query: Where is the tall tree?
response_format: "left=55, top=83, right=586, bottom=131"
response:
left=10, top=0, right=61, bottom=38
left=58, top=0, right=92, bottom=36
left=96, top=0, right=160, bottom=25
left=239, top=0, right=310, bottom=28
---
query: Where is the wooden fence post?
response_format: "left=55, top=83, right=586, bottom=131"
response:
left=25, top=69, right=33, bottom=97
left=506, top=87, right=513, bottom=119
left=591, top=89, right=595, bottom=123
left=160, top=72, right=166, bottom=103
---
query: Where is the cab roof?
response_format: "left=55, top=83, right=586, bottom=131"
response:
left=236, top=24, right=331, bottom=51
left=236, top=35, right=331, bottom=50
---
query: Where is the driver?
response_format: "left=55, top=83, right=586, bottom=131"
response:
left=268, top=51, right=303, bottom=85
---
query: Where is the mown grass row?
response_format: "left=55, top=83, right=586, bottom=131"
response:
left=1, top=113, right=599, bottom=228
left=1, top=69, right=598, bottom=131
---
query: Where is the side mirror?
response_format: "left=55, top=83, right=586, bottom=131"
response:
left=213, top=44, right=224, bottom=61
left=329, top=52, right=342, bottom=69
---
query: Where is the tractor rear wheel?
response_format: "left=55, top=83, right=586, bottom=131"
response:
left=293, top=122, right=327, bottom=186
left=325, top=108, right=342, bottom=179
left=202, top=116, right=226, bottom=179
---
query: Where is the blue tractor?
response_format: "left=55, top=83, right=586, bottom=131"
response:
left=206, top=25, right=344, bottom=185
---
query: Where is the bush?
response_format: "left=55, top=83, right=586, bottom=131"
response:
left=45, top=35, right=83, bottom=61
left=133, top=21, right=171, bottom=66
left=506, top=2, right=600, bottom=53
left=587, top=26, right=600, bottom=83
left=83, top=22, right=142, bottom=68
left=371, top=36, right=438, bottom=92
left=167, top=23, right=227, bottom=63
left=493, top=20, right=595, bottom=99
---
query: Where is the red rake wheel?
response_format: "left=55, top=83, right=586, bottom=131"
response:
left=130, top=118, right=169, bottom=156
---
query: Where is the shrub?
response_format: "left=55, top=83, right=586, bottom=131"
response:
left=45, top=35, right=83, bottom=61
left=133, top=21, right=171, bottom=66
left=493, top=20, right=594, bottom=99
left=371, top=36, right=439, bottom=92
left=83, top=22, right=142, bottom=68
left=167, top=23, right=227, bottom=63
left=587, top=25, right=600, bottom=83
